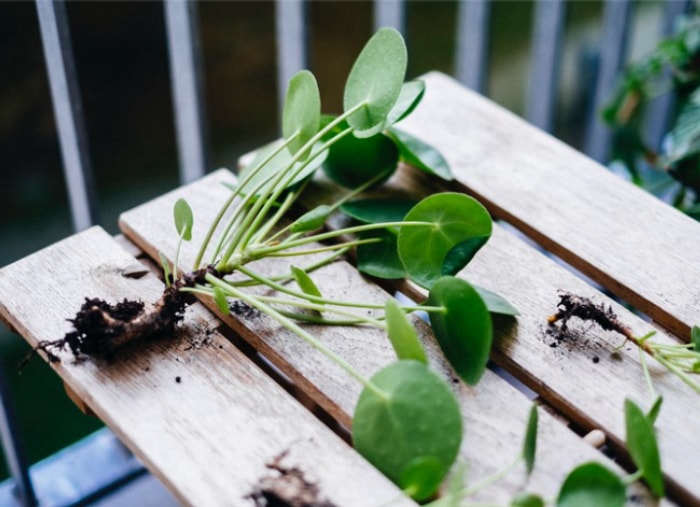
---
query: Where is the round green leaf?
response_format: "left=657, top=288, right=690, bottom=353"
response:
left=385, top=298, right=427, bottom=363
left=557, top=462, right=626, bottom=507
left=323, top=133, right=398, bottom=189
left=398, top=193, right=492, bottom=289
left=625, top=399, right=665, bottom=497
left=399, top=456, right=444, bottom=501
left=511, top=493, right=545, bottom=507
left=341, top=198, right=417, bottom=224
left=356, top=230, right=406, bottom=280
left=353, top=360, right=462, bottom=500
left=385, top=80, right=425, bottom=127
left=283, top=70, right=321, bottom=158
left=523, top=404, right=539, bottom=475
left=388, top=128, right=453, bottom=180
left=426, top=276, right=492, bottom=386
left=344, top=28, right=407, bottom=135
left=442, top=236, right=490, bottom=276
left=173, top=198, right=193, bottom=241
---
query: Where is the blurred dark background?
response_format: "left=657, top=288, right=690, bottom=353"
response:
left=2, top=0, right=667, bottom=480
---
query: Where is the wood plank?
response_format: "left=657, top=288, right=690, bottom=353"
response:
left=119, top=169, right=657, bottom=504
left=398, top=71, right=700, bottom=340
left=0, top=227, right=413, bottom=507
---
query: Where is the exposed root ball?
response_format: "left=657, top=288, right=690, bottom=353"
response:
left=30, top=265, right=219, bottom=363
left=548, top=292, right=634, bottom=341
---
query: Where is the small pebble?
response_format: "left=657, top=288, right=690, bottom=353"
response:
left=583, top=429, right=606, bottom=448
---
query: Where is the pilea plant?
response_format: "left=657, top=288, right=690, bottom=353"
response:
left=33, top=28, right=517, bottom=501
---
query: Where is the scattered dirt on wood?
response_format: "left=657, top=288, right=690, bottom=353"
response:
left=248, top=452, right=336, bottom=507
left=231, top=300, right=260, bottom=319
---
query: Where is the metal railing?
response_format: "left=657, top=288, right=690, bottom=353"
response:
left=1, top=0, right=693, bottom=504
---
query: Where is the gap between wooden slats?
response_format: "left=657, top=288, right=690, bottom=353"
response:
left=119, top=169, right=657, bottom=504
left=0, top=227, right=412, bottom=507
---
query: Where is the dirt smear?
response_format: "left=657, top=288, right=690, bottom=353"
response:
left=248, top=452, right=337, bottom=507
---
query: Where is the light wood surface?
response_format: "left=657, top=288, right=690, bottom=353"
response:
left=0, top=227, right=412, bottom=507
left=119, top=170, right=656, bottom=504
left=399, top=71, right=700, bottom=340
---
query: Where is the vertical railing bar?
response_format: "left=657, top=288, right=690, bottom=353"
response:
left=36, top=0, right=98, bottom=231
left=374, top=0, right=405, bottom=34
left=165, top=0, right=208, bottom=184
left=643, top=0, right=694, bottom=152
left=455, top=0, right=491, bottom=94
left=275, top=0, right=308, bottom=125
left=583, top=0, right=633, bottom=163
left=0, top=361, right=37, bottom=507
left=525, top=0, right=566, bottom=133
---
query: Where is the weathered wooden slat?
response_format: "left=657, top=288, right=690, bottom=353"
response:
left=399, top=71, right=700, bottom=341
left=0, top=227, right=412, bottom=507
left=119, top=169, right=656, bottom=504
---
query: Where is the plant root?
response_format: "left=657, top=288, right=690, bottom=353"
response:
left=26, top=265, right=219, bottom=364
left=548, top=292, right=636, bottom=344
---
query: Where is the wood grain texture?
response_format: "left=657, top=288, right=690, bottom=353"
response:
left=120, top=170, right=656, bottom=504
left=0, top=227, right=412, bottom=507
left=398, top=71, right=700, bottom=340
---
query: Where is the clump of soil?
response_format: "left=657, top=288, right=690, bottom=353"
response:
left=29, top=265, right=219, bottom=364
left=545, top=292, right=634, bottom=361
left=248, top=454, right=336, bottom=507
left=548, top=292, right=634, bottom=341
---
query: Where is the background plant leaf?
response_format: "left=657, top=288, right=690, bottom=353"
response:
left=442, top=236, right=490, bottom=276
left=290, top=204, right=331, bottom=233
left=388, top=127, right=453, bottom=180
left=356, top=230, right=406, bottom=279
left=341, top=198, right=417, bottom=224
left=323, top=133, right=398, bottom=189
left=384, top=80, right=425, bottom=127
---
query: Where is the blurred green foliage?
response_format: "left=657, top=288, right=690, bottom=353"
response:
left=604, top=10, right=700, bottom=219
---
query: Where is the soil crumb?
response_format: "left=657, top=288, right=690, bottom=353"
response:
left=248, top=453, right=336, bottom=507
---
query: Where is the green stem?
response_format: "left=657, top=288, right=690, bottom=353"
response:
left=194, top=136, right=295, bottom=269
left=250, top=220, right=432, bottom=258
left=205, top=273, right=386, bottom=398
left=653, top=353, right=700, bottom=394
left=263, top=238, right=381, bottom=258
left=251, top=294, right=386, bottom=327
left=639, top=343, right=658, bottom=400
left=623, top=469, right=645, bottom=485
left=458, top=456, right=523, bottom=499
